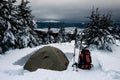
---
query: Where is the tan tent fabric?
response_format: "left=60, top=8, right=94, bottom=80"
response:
left=24, top=46, right=69, bottom=71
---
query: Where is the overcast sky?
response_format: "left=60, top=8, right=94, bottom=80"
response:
left=26, top=0, right=120, bottom=22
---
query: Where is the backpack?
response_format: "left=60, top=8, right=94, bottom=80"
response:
left=78, top=49, right=92, bottom=69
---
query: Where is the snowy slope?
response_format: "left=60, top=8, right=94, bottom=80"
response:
left=0, top=41, right=120, bottom=80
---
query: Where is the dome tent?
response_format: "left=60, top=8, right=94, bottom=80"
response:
left=24, top=46, right=69, bottom=71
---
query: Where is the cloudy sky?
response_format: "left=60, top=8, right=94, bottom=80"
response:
left=26, top=0, right=120, bottom=22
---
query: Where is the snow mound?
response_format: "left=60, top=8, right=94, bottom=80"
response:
left=98, top=53, right=120, bottom=72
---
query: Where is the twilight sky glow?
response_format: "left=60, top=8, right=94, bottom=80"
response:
left=26, top=0, right=120, bottom=22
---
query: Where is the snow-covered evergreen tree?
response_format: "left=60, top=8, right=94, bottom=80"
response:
left=82, top=8, right=117, bottom=51
left=45, top=26, right=54, bottom=44
left=73, top=28, right=78, bottom=40
left=0, top=0, right=42, bottom=54
left=16, top=0, right=42, bottom=48
left=72, top=28, right=78, bottom=47
left=56, top=27, right=67, bottom=43
left=0, top=0, right=17, bottom=53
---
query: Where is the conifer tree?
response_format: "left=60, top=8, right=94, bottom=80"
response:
left=82, top=8, right=116, bottom=51
left=15, top=0, right=42, bottom=48
left=0, top=0, right=17, bottom=53
left=45, top=26, right=51, bottom=44
left=0, top=0, right=42, bottom=54
left=57, top=27, right=66, bottom=43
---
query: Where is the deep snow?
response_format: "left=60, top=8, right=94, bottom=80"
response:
left=0, top=41, right=120, bottom=80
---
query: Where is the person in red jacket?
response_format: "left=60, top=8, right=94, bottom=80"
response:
left=78, top=48, right=92, bottom=69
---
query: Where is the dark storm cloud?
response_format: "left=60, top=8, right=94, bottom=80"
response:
left=26, top=0, right=120, bottom=22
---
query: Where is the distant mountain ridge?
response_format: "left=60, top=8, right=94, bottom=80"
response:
left=36, top=22, right=87, bottom=28
left=36, top=21, right=120, bottom=29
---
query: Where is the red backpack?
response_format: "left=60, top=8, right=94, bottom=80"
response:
left=78, top=49, right=92, bottom=69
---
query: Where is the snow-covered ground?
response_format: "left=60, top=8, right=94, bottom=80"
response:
left=0, top=41, right=120, bottom=80
left=35, top=27, right=83, bottom=34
